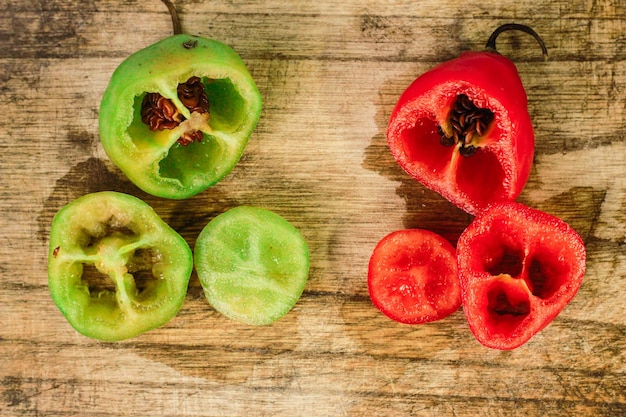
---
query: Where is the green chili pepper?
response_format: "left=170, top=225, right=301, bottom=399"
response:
left=48, top=192, right=193, bottom=341
left=99, top=33, right=262, bottom=199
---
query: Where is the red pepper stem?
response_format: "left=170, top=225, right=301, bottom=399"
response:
left=161, top=0, right=183, bottom=35
left=485, top=23, right=548, bottom=60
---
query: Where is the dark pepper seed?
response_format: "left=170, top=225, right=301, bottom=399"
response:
left=459, top=145, right=478, bottom=157
left=440, top=134, right=456, bottom=147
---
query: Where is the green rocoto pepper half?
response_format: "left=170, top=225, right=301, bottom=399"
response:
left=99, top=34, right=262, bottom=199
left=48, top=191, right=193, bottom=341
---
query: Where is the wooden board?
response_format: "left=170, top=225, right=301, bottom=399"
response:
left=1, top=1, right=624, bottom=415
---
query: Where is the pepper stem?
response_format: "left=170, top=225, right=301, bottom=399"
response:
left=485, top=23, right=548, bottom=60
left=161, top=0, right=182, bottom=35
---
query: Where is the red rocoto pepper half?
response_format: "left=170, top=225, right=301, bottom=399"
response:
left=387, top=24, right=547, bottom=215
left=456, top=202, right=586, bottom=350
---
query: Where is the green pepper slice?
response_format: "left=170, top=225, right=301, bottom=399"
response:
left=194, top=206, right=310, bottom=325
left=99, top=34, right=262, bottom=199
left=48, top=191, right=193, bottom=341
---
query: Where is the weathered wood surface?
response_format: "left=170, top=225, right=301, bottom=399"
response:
left=1, top=0, right=625, bottom=416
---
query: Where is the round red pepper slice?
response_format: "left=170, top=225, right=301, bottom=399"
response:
left=387, top=25, right=545, bottom=215
left=457, top=202, right=586, bottom=350
left=368, top=229, right=461, bottom=324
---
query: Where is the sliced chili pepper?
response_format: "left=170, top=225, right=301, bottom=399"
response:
left=48, top=192, right=193, bottom=341
left=194, top=206, right=310, bottom=325
left=368, top=229, right=461, bottom=324
left=387, top=24, right=547, bottom=215
left=99, top=1, right=262, bottom=199
left=456, top=201, right=586, bottom=350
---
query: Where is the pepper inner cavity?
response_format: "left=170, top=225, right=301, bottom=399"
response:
left=439, top=94, right=494, bottom=157
left=141, top=76, right=210, bottom=146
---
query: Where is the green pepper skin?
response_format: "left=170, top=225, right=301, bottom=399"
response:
left=48, top=192, right=193, bottom=341
left=99, top=34, right=262, bottom=199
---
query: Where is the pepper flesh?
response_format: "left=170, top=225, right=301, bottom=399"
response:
left=194, top=206, right=310, bottom=325
left=368, top=229, right=461, bottom=324
left=48, top=191, right=193, bottom=341
left=387, top=51, right=535, bottom=215
left=456, top=202, right=586, bottom=350
left=99, top=34, right=262, bottom=199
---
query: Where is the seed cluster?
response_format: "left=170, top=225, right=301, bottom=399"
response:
left=439, top=94, right=494, bottom=157
left=177, top=77, right=209, bottom=115
left=141, top=93, right=183, bottom=130
left=141, top=76, right=210, bottom=146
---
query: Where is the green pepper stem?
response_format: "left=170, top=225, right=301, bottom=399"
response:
left=161, top=0, right=182, bottom=35
left=485, top=23, right=548, bottom=60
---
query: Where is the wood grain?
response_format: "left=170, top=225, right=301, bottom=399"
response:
left=1, top=0, right=624, bottom=416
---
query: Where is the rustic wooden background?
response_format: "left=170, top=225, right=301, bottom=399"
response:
left=1, top=0, right=625, bottom=415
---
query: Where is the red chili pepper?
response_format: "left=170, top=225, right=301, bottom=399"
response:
left=456, top=202, right=586, bottom=350
left=368, top=229, right=461, bottom=324
left=387, top=24, right=547, bottom=215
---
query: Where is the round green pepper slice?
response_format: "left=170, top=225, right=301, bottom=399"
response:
left=48, top=191, right=193, bottom=341
left=99, top=34, right=262, bottom=199
left=194, top=206, right=310, bottom=325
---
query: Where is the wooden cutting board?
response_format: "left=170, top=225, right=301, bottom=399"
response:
left=1, top=1, right=624, bottom=415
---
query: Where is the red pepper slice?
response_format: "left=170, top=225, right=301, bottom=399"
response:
left=387, top=24, right=547, bottom=215
left=368, top=229, right=461, bottom=324
left=457, top=202, right=586, bottom=350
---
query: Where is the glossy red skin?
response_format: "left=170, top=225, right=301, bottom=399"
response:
left=387, top=51, right=535, bottom=215
left=457, top=202, right=586, bottom=350
left=368, top=229, right=461, bottom=324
